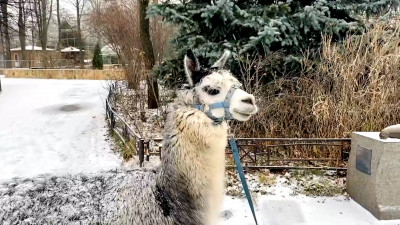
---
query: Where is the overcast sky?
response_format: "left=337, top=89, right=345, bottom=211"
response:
left=59, top=0, right=77, bottom=13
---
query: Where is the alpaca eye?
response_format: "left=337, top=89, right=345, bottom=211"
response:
left=203, top=86, right=220, bottom=96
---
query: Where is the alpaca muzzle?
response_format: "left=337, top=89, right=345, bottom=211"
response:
left=193, top=83, right=242, bottom=124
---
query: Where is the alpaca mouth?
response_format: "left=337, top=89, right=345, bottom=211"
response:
left=233, top=109, right=252, bottom=117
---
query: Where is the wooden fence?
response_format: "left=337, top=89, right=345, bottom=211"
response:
left=1, top=69, right=124, bottom=80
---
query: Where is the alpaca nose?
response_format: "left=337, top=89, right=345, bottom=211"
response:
left=241, top=97, right=254, bottom=105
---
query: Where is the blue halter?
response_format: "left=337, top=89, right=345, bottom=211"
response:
left=193, top=83, right=242, bottom=125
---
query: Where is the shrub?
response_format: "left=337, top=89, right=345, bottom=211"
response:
left=92, top=43, right=104, bottom=70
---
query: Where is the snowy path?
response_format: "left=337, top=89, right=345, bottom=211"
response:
left=0, top=78, right=121, bottom=181
left=220, top=177, right=400, bottom=225
left=221, top=196, right=400, bottom=225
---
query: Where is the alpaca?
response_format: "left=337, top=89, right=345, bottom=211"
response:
left=0, top=50, right=257, bottom=225
left=157, top=49, right=258, bottom=224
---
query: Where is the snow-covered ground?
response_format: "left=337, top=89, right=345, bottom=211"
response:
left=0, top=78, right=121, bottom=181
left=221, top=176, right=400, bottom=225
left=221, top=195, right=400, bottom=225
left=1, top=78, right=400, bottom=225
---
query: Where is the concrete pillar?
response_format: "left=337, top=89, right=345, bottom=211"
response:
left=347, top=132, right=400, bottom=220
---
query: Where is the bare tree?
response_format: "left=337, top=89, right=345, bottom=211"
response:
left=68, top=0, right=87, bottom=69
left=139, top=0, right=158, bottom=108
left=56, top=0, right=60, bottom=50
left=90, top=0, right=172, bottom=109
left=29, top=1, right=36, bottom=50
left=1, top=0, right=11, bottom=68
left=33, top=0, right=53, bottom=50
left=88, top=0, right=101, bottom=43
left=18, top=0, right=28, bottom=67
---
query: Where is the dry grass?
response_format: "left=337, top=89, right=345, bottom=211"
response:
left=235, top=24, right=400, bottom=139
left=231, top=24, right=400, bottom=163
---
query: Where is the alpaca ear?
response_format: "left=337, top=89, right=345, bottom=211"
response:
left=211, top=50, right=231, bottom=69
left=184, top=50, right=200, bottom=87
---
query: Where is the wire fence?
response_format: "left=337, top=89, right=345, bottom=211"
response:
left=105, top=83, right=351, bottom=171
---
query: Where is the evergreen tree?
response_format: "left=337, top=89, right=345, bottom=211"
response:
left=148, top=0, right=399, bottom=88
left=92, top=43, right=103, bottom=70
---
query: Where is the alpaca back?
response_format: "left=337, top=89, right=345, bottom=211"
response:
left=0, top=169, right=174, bottom=225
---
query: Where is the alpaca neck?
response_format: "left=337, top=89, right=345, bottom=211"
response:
left=157, top=105, right=228, bottom=225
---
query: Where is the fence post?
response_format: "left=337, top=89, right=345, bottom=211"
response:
left=341, top=141, right=345, bottom=161
left=139, top=139, right=144, bottom=167
left=105, top=99, right=109, bottom=119
left=124, top=124, right=129, bottom=141
left=110, top=112, right=115, bottom=128
left=145, top=141, right=150, bottom=161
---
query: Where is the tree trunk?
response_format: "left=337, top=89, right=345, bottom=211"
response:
left=76, top=0, right=84, bottom=69
left=57, top=0, right=61, bottom=50
left=18, top=0, right=27, bottom=68
left=139, top=0, right=159, bottom=109
left=30, top=2, right=35, bottom=68
left=0, top=21, right=4, bottom=68
left=1, top=1, right=11, bottom=68
left=35, top=0, right=52, bottom=52
left=39, top=0, right=47, bottom=50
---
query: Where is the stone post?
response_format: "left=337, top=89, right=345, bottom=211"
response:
left=347, top=132, right=400, bottom=220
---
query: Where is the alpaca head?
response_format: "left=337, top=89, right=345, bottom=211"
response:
left=183, top=50, right=258, bottom=122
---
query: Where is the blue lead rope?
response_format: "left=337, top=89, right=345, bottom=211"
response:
left=229, top=138, right=259, bottom=225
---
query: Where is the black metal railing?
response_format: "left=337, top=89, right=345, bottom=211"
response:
left=105, top=83, right=146, bottom=166
left=106, top=84, right=351, bottom=170
left=227, top=138, right=350, bottom=170
left=140, top=137, right=351, bottom=171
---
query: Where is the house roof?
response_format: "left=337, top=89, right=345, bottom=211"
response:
left=10, top=45, right=55, bottom=51
left=101, top=44, right=117, bottom=56
left=61, top=46, right=84, bottom=52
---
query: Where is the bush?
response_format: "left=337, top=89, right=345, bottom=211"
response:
left=92, top=43, right=103, bottom=70
left=234, top=24, right=400, bottom=140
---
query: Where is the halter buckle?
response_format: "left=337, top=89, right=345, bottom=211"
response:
left=192, top=83, right=241, bottom=124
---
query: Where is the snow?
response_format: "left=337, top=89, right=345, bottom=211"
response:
left=61, top=46, right=85, bottom=52
left=10, top=45, right=55, bottom=51
left=0, top=78, right=121, bottom=181
left=1, top=78, right=400, bottom=225
left=355, top=132, right=400, bottom=142
left=221, top=166, right=400, bottom=225
left=221, top=195, right=400, bottom=225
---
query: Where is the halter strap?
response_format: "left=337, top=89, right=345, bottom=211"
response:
left=192, top=83, right=242, bottom=125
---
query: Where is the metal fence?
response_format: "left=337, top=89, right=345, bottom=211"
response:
left=143, top=138, right=350, bottom=171
left=106, top=84, right=351, bottom=170
left=225, top=138, right=350, bottom=170
left=105, top=83, right=147, bottom=165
